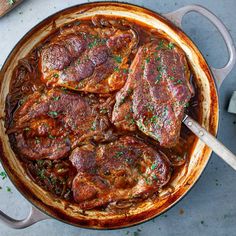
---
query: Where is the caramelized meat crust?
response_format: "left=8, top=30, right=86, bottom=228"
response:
left=112, top=39, right=193, bottom=147
left=70, top=136, right=171, bottom=209
left=39, top=24, right=138, bottom=93
left=9, top=89, right=112, bottom=160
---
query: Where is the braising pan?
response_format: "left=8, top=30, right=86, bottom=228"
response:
left=0, top=2, right=235, bottom=229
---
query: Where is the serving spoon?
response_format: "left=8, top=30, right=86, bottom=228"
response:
left=183, top=115, right=236, bottom=171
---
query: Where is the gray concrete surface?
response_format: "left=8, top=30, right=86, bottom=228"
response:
left=0, top=0, right=236, bottom=235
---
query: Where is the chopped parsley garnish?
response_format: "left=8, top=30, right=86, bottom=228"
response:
left=168, top=42, right=174, bottom=49
left=52, top=96, right=60, bottom=101
left=151, top=162, right=158, bottom=170
left=0, top=171, right=7, bottom=180
left=114, top=66, right=120, bottom=72
left=184, top=102, right=190, bottom=108
left=156, top=40, right=164, bottom=50
left=175, top=79, right=183, bottom=84
left=120, top=96, right=126, bottom=105
left=38, top=169, right=45, bottom=179
left=88, top=38, right=99, bottom=49
left=113, top=55, right=122, bottom=63
left=35, top=137, right=40, bottom=144
left=48, top=111, right=58, bottom=118
left=150, top=115, right=158, bottom=124
left=127, top=88, right=133, bottom=95
left=53, top=73, right=59, bottom=78
left=169, top=76, right=175, bottom=81
left=113, top=151, right=124, bottom=158
left=145, top=57, right=150, bottom=63
left=48, top=134, right=56, bottom=139
left=91, top=121, right=96, bottom=131
left=123, top=68, right=128, bottom=74
left=99, top=108, right=108, bottom=114
left=155, top=56, right=161, bottom=61
left=145, top=103, right=155, bottom=112
left=6, top=186, right=12, bottom=193
left=157, top=65, right=163, bottom=72
left=155, top=74, right=162, bottom=84
left=36, top=160, right=44, bottom=166
left=8, top=0, right=15, bottom=5
left=129, top=118, right=135, bottom=125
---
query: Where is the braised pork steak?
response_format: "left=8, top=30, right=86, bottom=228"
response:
left=39, top=23, right=138, bottom=93
left=112, top=39, right=193, bottom=147
left=10, top=89, right=112, bottom=160
left=69, top=136, right=171, bottom=209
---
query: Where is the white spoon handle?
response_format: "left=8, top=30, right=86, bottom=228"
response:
left=183, top=115, right=236, bottom=170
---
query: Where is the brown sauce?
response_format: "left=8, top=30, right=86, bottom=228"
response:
left=5, top=16, right=200, bottom=210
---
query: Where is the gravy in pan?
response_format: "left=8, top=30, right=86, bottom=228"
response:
left=5, top=16, right=200, bottom=211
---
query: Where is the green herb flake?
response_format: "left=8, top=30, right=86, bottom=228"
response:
left=113, top=55, right=122, bottom=63
left=38, top=169, right=45, bottom=179
left=151, top=162, right=158, bottom=170
left=156, top=40, right=164, bottom=50
left=113, top=151, right=124, bottom=158
left=127, top=88, right=133, bottom=96
left=184, top=102, right=190, bottom=108
left=145, top=57, right=150, bottom=63
left=91, top=121, right=96, bottom=131
left=8, top=0, right=15, bottom=5
left=53, top=73, right=59, bottom=78
left=129, top=118, right=135, bottom=125
left=169, top=76, right=175, bottom=81
left=88, top=38, right=99, bottom=49
left=175, top=79, right=183, bottom=84
left=48, top=111, right=58, bottom=118
left=0, top=171, right=7, bottom=180
left=168, top=42, right=174, bottom=49
left=150, top=115, right=158, bottom=124
left=6, top=186, right=12, bottom=193
left=36, top=160, right=44, bottom=166
left=35, top=137, right=40, bottom=144
left=48, top=134, right=56, bottom=139
left=52, top=96, right=60, bottom=101
left=155, top=74, right=162, bottom=84
left=123, top=68, right=128, bottom=74
left=120, top=96, right=126, bottom=105
left=114, top=66, right=120, bottom=72
left=99, top=108, right=108, bottom=114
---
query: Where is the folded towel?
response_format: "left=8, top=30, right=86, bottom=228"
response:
left=228, top=91, right=236, bottom=114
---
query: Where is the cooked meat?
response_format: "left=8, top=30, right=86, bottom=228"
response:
left=112, top=39, right=193, bottom=147
left=9, top=89, right=112, bottom=160
left=6, top=15, right=200, bottom=210
left=69, top=136, right=171, bottom=210
left=39, top=24, right=138, bottom=93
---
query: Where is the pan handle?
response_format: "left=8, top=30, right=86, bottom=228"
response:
left=163, top=4, right=236, bottom=89
left=0, top=205, right=50, bottom=229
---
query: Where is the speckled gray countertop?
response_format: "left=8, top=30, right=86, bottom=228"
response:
left=0, top=0, right=236, bottom=235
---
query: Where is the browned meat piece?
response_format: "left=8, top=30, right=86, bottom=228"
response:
left=69, top=136, right=171, bottom=209
left=39, top=24, right=138, bottom=93
left=112, top=39, right=193, bottom=147
left=9, top=89, right=112, bottom=160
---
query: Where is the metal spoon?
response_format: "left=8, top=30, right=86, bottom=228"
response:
left=183, top=115, right=236, bottom=171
